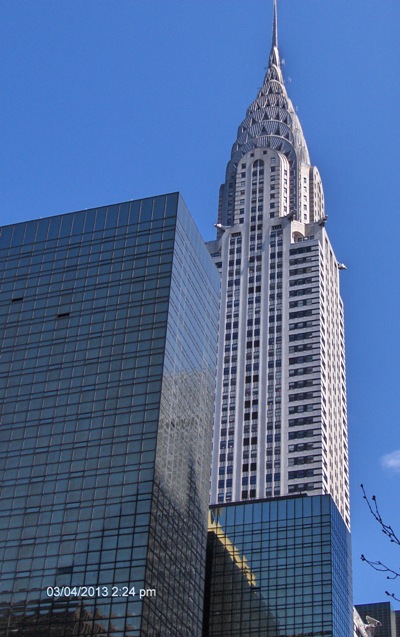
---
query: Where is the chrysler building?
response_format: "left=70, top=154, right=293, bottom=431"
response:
left=208, top=0, right=350, bottom=528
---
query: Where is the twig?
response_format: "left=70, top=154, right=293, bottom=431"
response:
left=361, top=484, right=400, bottom=546
left=360, top=484, right=400, bottom=603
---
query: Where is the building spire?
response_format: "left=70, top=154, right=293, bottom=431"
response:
left=269, top=0, right=280, bottom=69
left=272, top=0, right=278, bottom=49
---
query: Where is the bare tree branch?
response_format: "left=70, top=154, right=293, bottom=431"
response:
left=360, top=484, right=400, bottom=602
left=361, top=484, right=400, bottom=546
left=360, top=555, right=400, bottom=580
left=385, top=590, right=400, bottom=603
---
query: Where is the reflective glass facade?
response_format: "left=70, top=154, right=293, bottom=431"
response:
left=355, top=602, right=399, bottom=637
left=204, top=495, right=352, bottom=637
left=0, top=193, right=220, bottom=636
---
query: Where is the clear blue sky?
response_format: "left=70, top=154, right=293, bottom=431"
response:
left=1, top=0, right=400, bottom=608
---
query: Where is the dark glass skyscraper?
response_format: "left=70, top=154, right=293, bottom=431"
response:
left=203, top=495, right=353, bottom=637
left=355, top=602, right=400, bottom=637
left=0, top=193, right=219, bottom=636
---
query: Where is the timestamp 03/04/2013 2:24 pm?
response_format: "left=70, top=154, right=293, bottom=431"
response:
left=45, top=585, right=157, bottom=599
